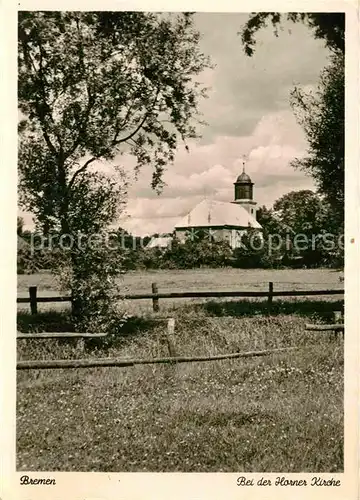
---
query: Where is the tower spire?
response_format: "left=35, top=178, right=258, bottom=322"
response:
left=232, top=160, right=257, bottom=216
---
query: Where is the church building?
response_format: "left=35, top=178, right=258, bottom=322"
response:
left=174, top=163, right=262, bottom=249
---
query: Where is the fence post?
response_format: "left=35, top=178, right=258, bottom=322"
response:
left=152, top=282, right=159, bottom=312
left=77, top=338, right=85, bottom=353
left=166, top=318, right=177, bottom=358
left=29, top=286, right=38, bottom=315
left=333, top=310, right=342, bottom=340
left=268, top=282, right=273, bottom=314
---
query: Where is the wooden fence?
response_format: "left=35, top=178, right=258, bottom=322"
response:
left=17, top=282, right=344, bottom=314
left=17, top=311, right=344, bottom=370
left=17, top=318, right=301, bottom=370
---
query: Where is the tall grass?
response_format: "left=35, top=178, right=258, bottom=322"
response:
left=17, top=303, right=343, bottom=472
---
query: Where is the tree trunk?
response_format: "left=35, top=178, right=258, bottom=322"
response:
left=57, top=162, right=84, bottom=322
left=69, top=249, right=88, bottom=325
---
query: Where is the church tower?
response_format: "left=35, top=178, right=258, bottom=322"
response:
left=232, top=161, right=257, bottom=217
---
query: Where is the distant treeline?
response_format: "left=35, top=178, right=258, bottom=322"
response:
left=119, top=230, right=343, bottom=271
left=17, top=190, right=343, bottom=273
left=16, top=232, right=343, bottom=274
left=17, top=207, right=344, bottom=274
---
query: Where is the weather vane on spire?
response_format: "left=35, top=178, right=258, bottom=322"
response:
left=242, top=155, right=247, bottom=173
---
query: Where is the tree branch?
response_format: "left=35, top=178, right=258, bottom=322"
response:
left=112, top=111, right=149, bottom=146
left=37, top=41, right=64, bottom=154
left=63, top=17, right=96, bottom=161
left=112, top=87, right=160, bottom=146
left=68, top=88, right=160, bottom=190
left=68, top=157, right=98, bottom=190
left=20, top=38, right=59, bottom=158
left=111, top=103, right=134, bottom=143
left=63, top=85, right=95, bottom=161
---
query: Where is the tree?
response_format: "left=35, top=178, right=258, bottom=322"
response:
left=159, top=234, right=232, bottom=269
left=290, top=54, right=344, bottom=225
left=18, top=12, right=211, bottom=324
left=273, top=190, right=327, bottom=235
left=18, top=11, right=210, bottom=232
left=256, top=205, right=282, bottom=235
left=17, top=217, right=33, bottom=242
left=241, top=13, right=344, bottom=56
left=272, top=190, right=341, bottom=267
left=232, top=229, right=264, bottom=269
left=240, top=13, right=344, bottom=230
left=17, top=216, right=24, bottom=236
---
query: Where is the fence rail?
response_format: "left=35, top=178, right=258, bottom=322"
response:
left=17, top=332, right=107, bottom=339
left=17, top=282, right=344, bottom=314
left=17, top=283, right=345, bottom=314
left=17, top=346, right=299, bottom=370
left=17, top=312, right=344, bottom=370
left=305, top=324, right=344, bottom=331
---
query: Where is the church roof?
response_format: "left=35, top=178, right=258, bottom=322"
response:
left=146, top=236, right=172, bottom=249
left=174, top=199, right=261, bottom=230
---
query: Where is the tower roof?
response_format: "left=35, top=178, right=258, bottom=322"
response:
left=236, top=171, right=252, bottom=183
left=235, top=161, right=252, bottom=183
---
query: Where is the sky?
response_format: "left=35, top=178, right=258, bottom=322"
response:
left=19, top=13, right=331, bottom=236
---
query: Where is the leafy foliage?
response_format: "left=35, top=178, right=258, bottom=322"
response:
left=272, top=190, right=343, bottom=267
left=17, top=189, right=343, bottom=276
left=256, top=206, right=282, bottom=235
left=166, top=236, right=233, bottom=269
left=232, top=230, right=263, bottom=269
left=234, top=191, right=343, bottom=269
left=17, top=216, right=24, bottom=236
left=240, top=13, right=344, bottom=57
left=139, top=234, right=233, bottom=269
left=273, top=190, right=328, bottom=235
left=52, top=235, right=128, bottom=331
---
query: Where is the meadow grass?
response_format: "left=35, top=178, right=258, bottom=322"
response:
left=18, top=267, right=343, bottom=296
left=17, top=267, right=344, bottom=317
left=17, top=299, right=343, bottom=472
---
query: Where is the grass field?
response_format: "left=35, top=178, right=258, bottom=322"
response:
left=18, top=267, right=344, bottom=294
left=17, top=268, right=344, bottom=472
left=17, top=267, right=344, bottom=315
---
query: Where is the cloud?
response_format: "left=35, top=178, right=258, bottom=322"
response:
left=194, top=13, right=329, bottom=142
left=118, top=109, right=315, bottom=235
